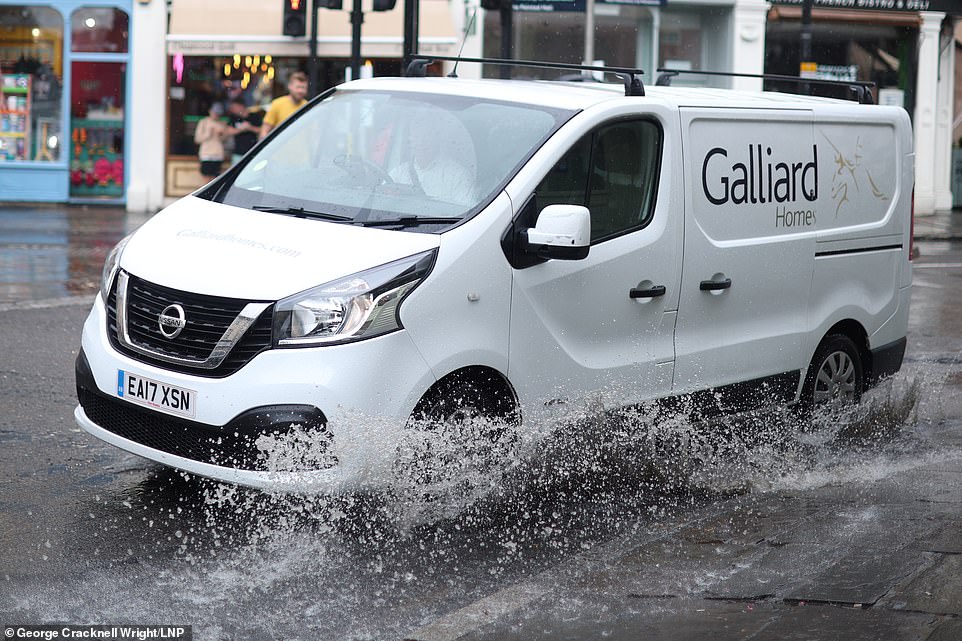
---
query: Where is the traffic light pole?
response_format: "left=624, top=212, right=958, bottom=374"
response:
left=351, top=0, right=364, bottom=80
left=499, top=0, right=512, bottom=79
left=403, top=0, right=419, bottom=63
left=308, top=0, right=320, bottom=97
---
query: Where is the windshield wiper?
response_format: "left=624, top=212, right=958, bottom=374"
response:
left=252, top=205, right=353, bottom=222
left=357, top=216, right=461, bottom=228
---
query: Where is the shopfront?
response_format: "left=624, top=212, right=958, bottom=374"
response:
left=164, top=0, right=459, bottom=197
left=766, top=0, right=960, bottom=213
left=478, top=0, right=769, bottom=89
left=0, top=2, right=132, bottom=202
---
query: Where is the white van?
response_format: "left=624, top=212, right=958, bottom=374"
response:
left=74, top=69, right=914, bottom=490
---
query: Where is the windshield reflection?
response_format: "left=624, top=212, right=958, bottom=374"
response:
left=213, top=89, right=573, bottom=230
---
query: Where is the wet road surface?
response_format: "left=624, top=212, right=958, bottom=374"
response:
left=0, top=205, right=149, bottom=306
left=0, top=205, right=960, bottom=640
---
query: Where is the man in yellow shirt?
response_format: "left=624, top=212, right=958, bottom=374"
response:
left=259, top=71, right=309, bottom=139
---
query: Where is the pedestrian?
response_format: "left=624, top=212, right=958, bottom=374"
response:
left=260, top=71, right=309, bottom=139
left=227, top=98, right=262, bottom=165
left=194, top=102, right=230, bottom=183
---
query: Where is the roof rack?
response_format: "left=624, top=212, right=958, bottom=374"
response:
left=405, top=55, right=645, bottom=97
left=655, top=68, right=877, bottom=105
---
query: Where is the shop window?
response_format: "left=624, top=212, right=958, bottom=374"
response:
left=71, top=7, right=128, bottom=53
left=167, top=55, right=303, bottom=157
left=0, top=6, right=63, bottom=163
left=70, top=61, right=125, bottom=197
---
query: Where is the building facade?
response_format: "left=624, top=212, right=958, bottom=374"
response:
left=1, top=0, right=955, bottom=213
left=0, top=0, right=166, bottom=211
left=475, top=0, right=956, bottom=213
left=163, top=0, right=460, bottom=197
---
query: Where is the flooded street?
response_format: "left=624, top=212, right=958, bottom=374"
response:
left=1, top=207, right=961, bottom=640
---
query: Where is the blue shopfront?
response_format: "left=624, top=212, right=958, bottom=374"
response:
left=0, top=1, right=132, bottom=203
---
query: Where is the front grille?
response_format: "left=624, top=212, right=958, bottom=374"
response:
left=107, top=274, right=273, bottom=377
left=78, top=387, right=334, bottom=472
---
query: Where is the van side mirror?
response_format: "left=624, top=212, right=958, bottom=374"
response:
left=523, top=205, right=590, bottom=261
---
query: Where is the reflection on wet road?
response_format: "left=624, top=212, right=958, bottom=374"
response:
left=0, top=205, right=147, bottom=305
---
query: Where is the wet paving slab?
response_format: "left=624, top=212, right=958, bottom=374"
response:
left=408, top=443, right=962, bottom=641
left=0, top=204, right=150, bottom=306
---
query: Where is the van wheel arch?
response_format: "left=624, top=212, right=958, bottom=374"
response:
left=822, top=319, right=873, bottom=382
left=411, top=366, right=520, bottom=426
left=800, top=322, right=869, bottom=413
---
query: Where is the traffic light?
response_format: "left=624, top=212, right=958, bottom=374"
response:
left=372, top=0, right=396, bottom=11
left=282, top=0, right=307, bottom=36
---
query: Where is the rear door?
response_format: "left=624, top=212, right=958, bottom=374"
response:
left=673, top=109, right=817, bottom=407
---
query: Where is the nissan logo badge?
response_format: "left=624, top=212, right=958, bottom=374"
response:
left=158, top=304, right=187, bottom=339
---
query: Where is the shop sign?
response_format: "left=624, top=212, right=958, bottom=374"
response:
left=514, top=0, right=663, bottom=11
left=167, top=40, right=241, bottom=55
left=770, top=0, right=950, bottom=12
left=513, top=0, right=585, bottom=12
left=599, top=0, right=667, bottom=5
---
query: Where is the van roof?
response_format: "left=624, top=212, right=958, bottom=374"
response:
left=342, top=76, right=872, bottom=112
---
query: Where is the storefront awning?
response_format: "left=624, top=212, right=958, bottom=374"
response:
left=167, top=0, right=460, bottom=58
left=768, top=6, right=922, bottom=24
left=769, top=0, right=962, bottom=16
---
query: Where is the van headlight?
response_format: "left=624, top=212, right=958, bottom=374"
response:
left=100, top=233, right=133, bottom=305
left=273, top=249, right=437, bottom=347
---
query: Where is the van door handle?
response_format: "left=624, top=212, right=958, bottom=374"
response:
left=699, top=278, right=732, bottom=291
left=629, top=285, right=666, bottom=299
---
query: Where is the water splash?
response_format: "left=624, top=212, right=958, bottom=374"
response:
left=5, top=369, right=948, bottom=640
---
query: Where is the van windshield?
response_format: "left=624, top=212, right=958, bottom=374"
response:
left=212, top=89, right=575, bottom=230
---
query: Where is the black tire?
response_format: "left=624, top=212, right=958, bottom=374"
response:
left=411, top=375, right=518, bottom=426
left=395, top=374, right=519, bottom=505
left=800, top=334, right=864, bottom=414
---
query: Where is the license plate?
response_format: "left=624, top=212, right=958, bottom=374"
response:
left=117, top=370, right=196, bottom=419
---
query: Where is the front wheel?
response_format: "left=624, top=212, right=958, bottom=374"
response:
left=393, top=375, right=519, bottom=513
left=801, top=334, right=864, bottom=414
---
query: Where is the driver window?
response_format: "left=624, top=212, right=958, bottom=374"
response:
left=534, top=119, right=661, bottom=243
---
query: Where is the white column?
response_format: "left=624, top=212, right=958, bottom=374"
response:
left=730, top=0, right=769, bottom=92
left=127, top=0, right=169, bottom=213
left=914, top=11, right=945, bottom=216
left=935, top=17, right=954, bottom=211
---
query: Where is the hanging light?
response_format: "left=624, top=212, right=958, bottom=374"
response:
left=253, top=55, right=260, bottom=68
left=233, top=54, right=241, bottom=68
left=224, top=63, right=231, bottom=76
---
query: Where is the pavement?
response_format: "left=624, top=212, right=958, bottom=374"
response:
left=913, top=209, right=962, bottom=241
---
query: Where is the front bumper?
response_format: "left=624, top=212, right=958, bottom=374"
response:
left=75, top=297, right=436, bottom=490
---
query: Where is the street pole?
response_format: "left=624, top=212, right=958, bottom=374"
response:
left=351, top=0, right=364, bottom=80
left=584, top=0, right=594, bottom=69
left=799, top=0, right=813, bottom=94
left=308, top=0, right=320, bottom=97
left=403, top=0, right=419, bottom=64
left=499, top=0, right=512, bottom=79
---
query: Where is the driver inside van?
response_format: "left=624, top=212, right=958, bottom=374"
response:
left=388, top=113, right=477, bottom=206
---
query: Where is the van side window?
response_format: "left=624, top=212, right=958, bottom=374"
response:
left=534, top=119, right=661, bottom=243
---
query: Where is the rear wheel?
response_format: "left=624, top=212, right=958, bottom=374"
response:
left=801, top=334, right=864, bottom=414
